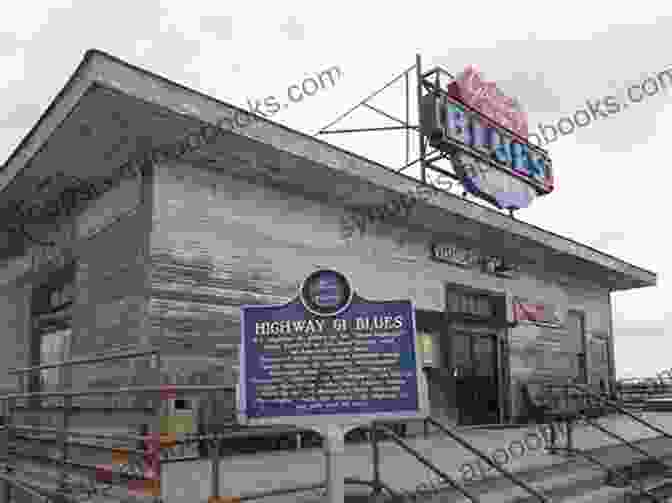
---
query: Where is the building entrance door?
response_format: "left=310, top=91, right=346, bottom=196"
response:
left=453, top=330, right=500, bottom=425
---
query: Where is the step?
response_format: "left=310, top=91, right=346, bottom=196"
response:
left=563, top=484, right=632, bottom=503
left=384, top=451, right=672, bottom=503
left=623, top=477, right=672, bottom=502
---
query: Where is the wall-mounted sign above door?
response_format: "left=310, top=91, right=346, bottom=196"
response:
left=430, top=242, right=518, bottom=277
left=512, top=297, right=564, bottom=328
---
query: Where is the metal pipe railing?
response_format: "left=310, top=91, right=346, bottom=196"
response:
left=13, top=433, right=146, bottom=455
left=0, top=383, right=235, bottom=400
left=2, top=348, right=167, bottom=502
left=0, top=470, right=78, bottom=503
left=4, top=451, right=150, bottom=482
left=551, top=447, right=663, bottom=503
left=569, top=383, right=672, bottom=442
left=237, top=482, right=325, bottom=501
left=9, top=424, right=160, bottom=443
left=579, top=415, right=672, bottom=471
left=7, top=347, right=160, bottom=374
left=373, top=422, right=481, bottom=502
left=425, top=417, right=550, bottom=503
left=343, top=476, right=402, bottom=501
left=2, top=348, right=344, bottom=503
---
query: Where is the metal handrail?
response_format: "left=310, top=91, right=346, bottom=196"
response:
left=4, top=450, right=152, bottom=481
left=0, top=471, right=78, bottom=503
left=1, top=348, right=166, bottom=503
left=374, top=422, right=481, bottom=502
left=4, top=463, right=121, bottom=498
left=551, top=446, right=663, bottom=503
left=578, top=414, right=672, bottom=472
left=0, top=383, right=235, bottom=400
left=13, top=432, right=146, bottom=455
left=207, top=478, right=402, bottom=503
left=569, top=383, right=672, bottom=442
left=236, top=482, right=325, bottom=502
left=10, top=424, right=159, bottom=443
left=7, top=347, right=160, bottom=374
left=425, top=417, right=550, bottom=503
left=343, top=476, right=403, bottom=501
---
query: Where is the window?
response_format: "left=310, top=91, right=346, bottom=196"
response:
left=40, top=329, right=70, bottom=387
left=446, top=290, right=494, bottom=318
left=30, top=262, right=75, bottom=392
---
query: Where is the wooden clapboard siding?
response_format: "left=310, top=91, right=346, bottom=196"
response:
left=566, top=284, right=613, bottom=387
left=149, top=160, right=618, bottom=421
left=147, top=161, right=459, bottom=385
left=0, top=282, right=30, bottom=390
left=70, top=177, right=152, bottom=361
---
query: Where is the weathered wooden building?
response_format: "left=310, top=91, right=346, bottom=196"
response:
left=0, top=50, right=656, bottom=430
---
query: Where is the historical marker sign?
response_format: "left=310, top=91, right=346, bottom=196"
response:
left=238, top=269, right=427, bottom=427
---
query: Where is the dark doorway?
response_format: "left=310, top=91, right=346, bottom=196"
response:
left=453, top=330, right=500, bottom=425
left=445, top=285, right=506, bottom=426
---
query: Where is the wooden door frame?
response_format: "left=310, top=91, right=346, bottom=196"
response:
left=444, top=282, right=508, bottom=425
left=568, top=309, right=588, bottom=384
left=450, top=324, right=501, bottom=425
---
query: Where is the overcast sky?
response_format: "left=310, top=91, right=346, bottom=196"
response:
left=1, top=1, right=669, bottom=379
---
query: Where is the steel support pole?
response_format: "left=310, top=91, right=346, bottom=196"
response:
left=371, top=422, right=381, bottom=497
left=416, top=54, right=426, bottom=184
left=324, top=424, right=345, bottom=503
left=405, top=71, right=410, bottom=168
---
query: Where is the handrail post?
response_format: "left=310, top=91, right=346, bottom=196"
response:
left=566, top=418, right=574, bottom=454
left=58, top=344, right=73, bottom=495
left=210, top=389, right=220, bottom=501
left=5, top=378, right=19, bottom=503
left=1, top=398, right=9, bottom=503
left=152, top=352, right=162, bottom=502
left=370, top=421, right=381, bottom=497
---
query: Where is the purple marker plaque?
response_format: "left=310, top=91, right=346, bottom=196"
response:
left=238, top=270, right=426, bottom=426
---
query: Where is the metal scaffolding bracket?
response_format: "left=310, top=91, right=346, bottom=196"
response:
left=315, top=54, right=491, bottom=209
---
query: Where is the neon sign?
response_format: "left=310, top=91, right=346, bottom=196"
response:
left=420, top=67, right=554, bottom=210
left=448, top=66, right=528, bottom=137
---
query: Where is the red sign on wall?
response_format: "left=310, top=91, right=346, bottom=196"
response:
left=512, top=297, right=563, bottom=327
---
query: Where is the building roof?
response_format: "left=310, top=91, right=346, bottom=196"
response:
left=0, top=49, right=657, bottom=292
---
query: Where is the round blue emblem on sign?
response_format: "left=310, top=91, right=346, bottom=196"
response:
left=299, top=269, right=352, bottom=316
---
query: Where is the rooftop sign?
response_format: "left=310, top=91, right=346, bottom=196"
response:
left=420, top=66, right=553, bottom=210
left=447, top=66, right=529, bottom=137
